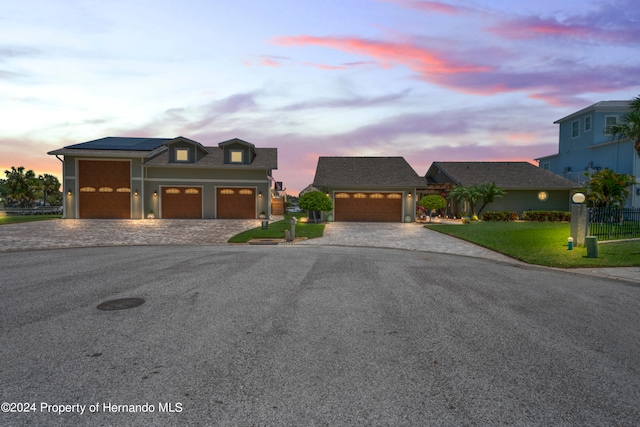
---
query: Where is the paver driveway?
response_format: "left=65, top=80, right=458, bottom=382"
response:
left=0, top=219, right=262, bottom=252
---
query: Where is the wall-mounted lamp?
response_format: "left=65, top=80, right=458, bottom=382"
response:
left=572, top=192, right=586, bottom=204
left=537, top=191, right=548, bottom=201
left=326, top=193, right=330, bottom=198
left=134, top=189, right=139, bottom=197
left=67, top=190, right=72, bottom=196
left=408, top=193, right=412, bottom=198
left=153, top=190, right=158, bottom=197
left=258, top=191, right=262, bottom=198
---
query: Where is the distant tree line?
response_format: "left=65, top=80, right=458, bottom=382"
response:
left=1, top=166, right=61, bottom=208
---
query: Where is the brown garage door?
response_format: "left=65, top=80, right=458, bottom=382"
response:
left=162, top=187, right=202, bottom=219
left=217, top=188, right=255, bottom=219
left=78, top=160, right=130, bottom=219
left=334, top=192, right=402, bottom=222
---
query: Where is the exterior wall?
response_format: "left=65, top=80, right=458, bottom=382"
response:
left=60, top=156, right=272, bottom=219
left=540, top=106, right=639, bottom=208
left=482, top=190, right=571, bottom=215
left=323, top=187, right=417, bottom=222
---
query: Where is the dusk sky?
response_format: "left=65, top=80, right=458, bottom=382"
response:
left=2, top=0, right=639, bottom=194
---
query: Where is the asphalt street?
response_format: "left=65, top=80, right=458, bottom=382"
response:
left=1, top=245, right=640, bottom=426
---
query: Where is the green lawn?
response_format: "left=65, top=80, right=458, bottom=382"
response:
left=228, top=213, right=325, bottom=243
left=425, top=221, right=640, bottom=268
left=0, top=214, right=62, bottom=225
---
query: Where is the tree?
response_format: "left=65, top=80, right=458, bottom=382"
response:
left=3, top=166, right=41, bottom=208
left=418, top=195, right=446, bottom=222
left=447, top=185, right=480, bottom=216
left=583, top=169, right=636, bottom=208
left=39, top=173, right=61, bottom=206
left=475, top=182, right=506, bottom=215
left=298, top=191, right=333, bottom=222
left=606, top=94, right=640, bottom=159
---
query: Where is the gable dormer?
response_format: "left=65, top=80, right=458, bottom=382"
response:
left=219, top=138, right=257, bottom=165
left=165, top=136, right=209, bottom=163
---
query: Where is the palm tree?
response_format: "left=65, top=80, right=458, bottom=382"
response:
left=448, top=185, right=480, bottom=216
left=475, top=183, right=506, bottom=215
left=607, top=94, right=640, bottom=158
left=584, top=169, right=636, bottom=208
left=39, top=173, right=60, bottom=206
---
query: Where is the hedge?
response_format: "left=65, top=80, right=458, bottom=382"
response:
left=520, top=210, right=571, bottom=222
left=482, top=211, right=519, bottom=221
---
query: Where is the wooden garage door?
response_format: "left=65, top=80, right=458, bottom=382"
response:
left=162, top=187, right=202, bottom=219
left=217, top=188, right=255, bottom=219
left=334, top=192, right=402, bottom=222
left=78, top=160, right=130, bottom=219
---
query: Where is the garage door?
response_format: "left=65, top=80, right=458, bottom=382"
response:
left=161, top=187, right=202, bottom=219
left=334, top=192, right=402, bottom=222
left=78, top=160, right=130, bottom=219
left=217, top=188, right=255, bottom=219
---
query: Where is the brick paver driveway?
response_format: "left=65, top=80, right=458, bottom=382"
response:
left=0, top=219, right=263, bottom=252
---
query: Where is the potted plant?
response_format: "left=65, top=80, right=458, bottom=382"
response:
left=147, top=210, right=155, bottom=219
left=259, top=211, right=266, bottom=219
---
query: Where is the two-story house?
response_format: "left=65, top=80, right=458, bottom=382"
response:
left=537, top=100, right=639, bottom=208
left=48, top=137, right=278, bottom=219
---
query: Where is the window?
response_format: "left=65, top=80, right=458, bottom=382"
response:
left=239, top=189, right=252, bottom=195
left=543, top=163, right=551, bottom=171
left=116, top=187, right=130, bottom=193
left=370, top=193, right=384, bottom=199
left=175, top=148, right=189, bottom=162
left=604, top=116, right=618, bottom=134
left=165, top=188, right=180, bottom=194
left=98, top=187, right=113, bottom=192
left=80, top=187, right=96, bottom=192
left=230, top=150, right=244, bottom=163
left=335, top=193, right=350, bottom=198
left=387, top=193, right=402, bottom=199
left=185, top=188, right=199, bottom=195
left=571, top=120, right=579, bottom=138
left=584, top=116, right=592, bottom=132
left=353, top=193, right=367, bottom=199
left=220, top=189, right=234, bottom=195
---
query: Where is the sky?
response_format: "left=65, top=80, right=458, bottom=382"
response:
left=2, top=0, right=639, bottom=195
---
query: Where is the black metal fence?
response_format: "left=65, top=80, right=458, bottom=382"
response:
left=588, top=207, right=640, bottom=240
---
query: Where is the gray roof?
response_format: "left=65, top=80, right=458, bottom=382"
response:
left=144, top=147, right=277, bottom=169
left=554, top=100, right=630, bottom=123
left=426, top=162, right=581, bottom=189
left=48, top=136, right=277, bottom=170
left=313, top=157, right=425, bottom=188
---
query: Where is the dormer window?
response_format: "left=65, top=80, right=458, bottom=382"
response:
left=230, top=150, right=244, bottom=163
left=176, top=148, right=190, bottom=162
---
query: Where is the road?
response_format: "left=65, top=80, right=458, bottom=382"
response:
left=1, top=245, right=639, bottom=426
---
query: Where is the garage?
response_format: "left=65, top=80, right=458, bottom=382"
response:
left=161, top=187, right=202, bottom=219
left=78, top=160, right=131, bottom=219
left=334, top=192, right=402, bottom=222
left=216, top=188, right=256, bottom=219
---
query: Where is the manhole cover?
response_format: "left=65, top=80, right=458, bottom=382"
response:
left=97, top=298, right=145, bottom=311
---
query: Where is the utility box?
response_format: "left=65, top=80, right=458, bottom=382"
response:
left=585, top=236, right=599, bottom=258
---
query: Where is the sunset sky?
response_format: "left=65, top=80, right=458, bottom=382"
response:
left=2, top=0, right=639, bottom=194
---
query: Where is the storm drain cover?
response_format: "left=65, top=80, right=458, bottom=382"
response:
left=97, top=298, right=145, bottom=311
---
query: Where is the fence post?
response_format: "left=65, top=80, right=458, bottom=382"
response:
left=570, top=204, right=588, bottom=246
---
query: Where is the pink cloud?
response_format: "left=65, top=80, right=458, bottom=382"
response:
left=382, top=0, right=466, bottom=15
left=274, top=35, right=491, bottom=76
left=302, top=62, right=348, bottom=70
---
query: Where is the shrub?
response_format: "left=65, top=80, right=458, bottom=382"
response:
left=521, top=210, right=570, bottom=222
left=481, top=211, right=518, bottom=221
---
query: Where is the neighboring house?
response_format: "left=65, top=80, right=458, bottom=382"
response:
left=537, top=100, right=639, bottom=208
left=312, top=157, right=425, bottom=222
left=48, top=136, right=278, bottom=219
left=424, top=162, right=581, bottom=216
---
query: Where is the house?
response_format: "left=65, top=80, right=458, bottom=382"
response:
left=48, top=136, right=278, bottom=219
left=536, top=100, right=640, bottom=208
left=311, top=157, right=425, bottom=222
left=424, top=162, right=581, bottom=216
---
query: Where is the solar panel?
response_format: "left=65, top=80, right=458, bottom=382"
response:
left=65, top=137, right=172, bottom=151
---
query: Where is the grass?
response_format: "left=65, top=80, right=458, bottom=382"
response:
left=227, top=213, right=325, bottom=243
left=425, top=221, right=640, bottom=268
left=0, top=214, right=62, bottom=225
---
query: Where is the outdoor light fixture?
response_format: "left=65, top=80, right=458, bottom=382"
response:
left=408, top=193, right=412, bottom=198
left=67, top=190, right=72, bottom=196
left=572, top=192, right=586, bottom=204
left=134, top=189, right=139, bottom=197
left=537, top=191, right=548, bottom=201
left=258, top=191, right=262, bottom=197
left=153, top=190, right=158, bottom=197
